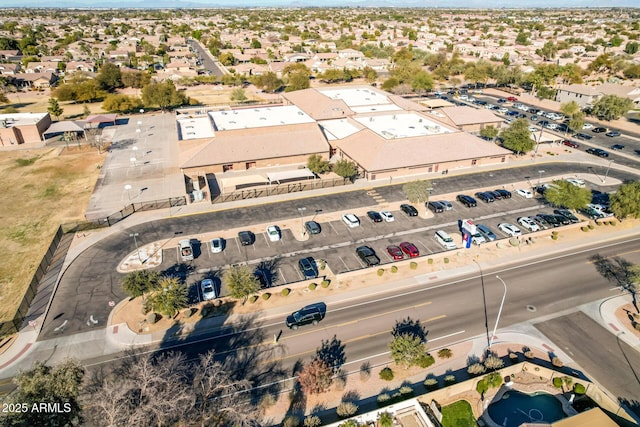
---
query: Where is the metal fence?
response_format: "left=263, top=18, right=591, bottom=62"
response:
left=100, top=196, right=187, bottom=226
left=211, top=177, right=351, bottom=204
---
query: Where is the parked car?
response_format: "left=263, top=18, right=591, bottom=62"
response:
left=266, top=225, right=281, bottom=242
left=516, top=188, right=533, bottom=199
left=342, top=213, right=360, bottom=228
left=554, top=209, right=579, bottom=223
left=434, top=230, right=457, bottom=250
left=298, top=257, right=318, bottom=279
left=305, top=220, right=321, bottom=235
left=562, top=140, right=579, bottom=148
left=476, top=224, right=497, bottom=241
left=210, top=237, right=224, bottom=253
left=238, top=231, right=255, bottom=246
left=200, top=279, right=217, bottom=301
left=610, top=144, right=624, bottom=150
left=507, top=96, right=518, bottom=101
left=530, top=216, right=550, bottom=230
left=494, top=189, right=512, bottom=199
left=498, top=223, right=522, bottom=237
left=582, top=123, right=593, bottom=130
left=475, top=191, right=495, bottom=203
left=487, top=190, right=502, bottom=200
left=286, top=305, right=323, bottom=330
left=380, top=211, right=395, bottom=222
left=586, top=148, right=609, bottom=158
left=399, top=242, right=420, bottom=258
left=438, top=200, right=453, bottom=210
left=179, top=239, right=194, bottom=261
left=579, top=207, right=604, bottom=220
left=538, top=214, right=560, bottom=227
left=356, top=245, right=380, bottom=266
left=427, top=201, right=444, bottom=213
left=517, top=217, right=540, bottom=232
left=456, top=194, right=477, bottom=207
left=387, top=245, right=404, bottom=260
left=574, top=133, right=593, bottom=140
left=552, top=214, right=571, bottom=225
left=565, top=178, right=585, bottom=188
left=367, top=211, right=383, bottom=223
left=606, top=131, right=622, bottom=138
left=400, top=204, right=418, bottom=217
left=592, top=127, right=607, bottom=133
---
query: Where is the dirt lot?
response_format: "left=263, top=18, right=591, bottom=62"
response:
left=0, top=146, right=104, bottom=323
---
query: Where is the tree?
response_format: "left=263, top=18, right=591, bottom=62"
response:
left=285, top=70, right=310, bottom=92
left=121, top=270, right=161, bottom=302
left=388, top=333, right=427, bottom=367
left=297, top=358, right=333, bottom=395
left=381, top=77, right=399, bottom=92
left=1, top=359, right=84, bottom=426
left=0, top=91, right=8, bottom=104
left=499, top=118, right=535, bottom=155
left=411, top=70, right=433, bottom=93
left=121, top=70, right=151, bottom=88
left=479, top=125, right=499, bottom=141
left=591, top=95, right=634, bottom=121
left=97, top=62, right=123, bottom=92
left=307, top=154, right=330, bottom=175
left=141, top=80, right=189, bottom=110
left=591, top=254, right=638, bottom=312
left=225, top=264, right=261, bottom=303
left=544, top=180, right=591, bottom=210
left=610, top=181, right=640, bottom=219
left=378, top=412, right=393, bottom=427
left=332, top=159, right=358, bottom=180
left=253, top=71, right=281, bottom=92
left=625, top=41, right=639, bottom=55
left=148, top=276, right=188, bottom=317
left=560, top=101, right=580, bottom=118
left=568, top=111, right=585, bottom=134
left=47, top=97, right=64, bottom=120
left=230, top=88, right=247, bottom=102
left=103, top=94, right=143, bottom=113
left=402, top=179, right=433, bottom=204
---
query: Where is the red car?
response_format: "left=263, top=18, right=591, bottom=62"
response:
left=387, top=245, right=404, bottom=260
left=399, top=242, right=420, bottom=258
left=562, top=140, right=579, bottom=148
left=507, top=96, right=518, bottom=102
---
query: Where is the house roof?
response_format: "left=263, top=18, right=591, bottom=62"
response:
left=550, top=408, right=617, bottom=427
left=440, top=106, right=503, bottom=126
left=283, top=89, right=354, bottom=120
left=181, top=122, right=329, bottom=169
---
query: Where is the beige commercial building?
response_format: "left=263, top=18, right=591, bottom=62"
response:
left=0, top=113, right=51, bottom=146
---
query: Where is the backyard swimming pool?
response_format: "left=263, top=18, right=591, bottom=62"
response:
left=487, top=390, right=567, bottom=427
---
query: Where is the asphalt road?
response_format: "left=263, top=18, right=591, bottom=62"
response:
left=40, top=163, right=637, bottom=340
left=186, top=38, right=225, bottom=77
left=536, top=312, right=640, bottom=419
left=74, top=236, right=640, bottom=413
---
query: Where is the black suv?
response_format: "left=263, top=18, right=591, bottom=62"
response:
left=367, top=211, right=383, bottom=223
left=427, top=201, right=444, bottom=213
left=298, top=257, right=318, bottom=279
left=456, top=194, right=477, bottom=207
left=586, top=148, right=609, bottom=158
left=238, top=231, right=255, bottom=246
left=400, top=204, right=418, bottom=217
left=286, top=305, right=323, bottom=330
left=554, top=209, right=579, bottom=223
left=574, top=133, right=592, bottom=140
left=494, top=189, right=512, bottom=199
left=305, top=221, right=321, bottom=235
left=475, top=192, right=495, bottom=203
left=356, top=246, right=380, bottom=266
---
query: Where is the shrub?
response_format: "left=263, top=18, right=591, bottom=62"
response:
left=146, top=312, right=159, bottom=324
left=467, top=363, right=486, bottom=376
left=391, top=265, right=398, bottom=273
left=476, top=378, right=488, bottom=395
left=444, top=257, right=450, bottom=264
left=259, top=393, right=276, bottom=409
left=417, top=353, right=436, bottom=368
left=321, top=280, right=330, bottom=288
left=334, top=374, right=347, bottom=391
left=317, top=259, right=326, bottom=270
left=249, top=295, right=258, bottom=304
left=303, top=415, right=322, bottom=427
left=551, top=234, right=559, bottom=240
left=581, top=226, right=589, bottom=232
left=573, top=383, right=586, bottom=394
left=553, top=377, right=563, bottom=388
left=428, top=258, right=433, bottom=265
left=283, top=415, right=301, bottom=427
left=509, top=352, right=519, bottom=362
left=336, top=401, right=358, bottom=418
left=377, top=393, right=391, bottom=407
left=379, top=367, right=394, bottom=381
left=281, top=288, right=291, bottom=296
left=262, top=293, right=271, bottom=300
left=377, top=268, right=385, bottom=276
left=484, top=355, right=504, bottom=370
left=610, top=220, right=617, bottom=226
left=635, top=323, right=640, bottom=332
left=424, top=377, right=439, bottom=391
left=182, top=308, right=193, bottom=318
left=360, top=362, right=371, bottom=382
left=309, top=283, right=317, bottom=291
left=399, top=385, right=414, bottom=397
left=444, top=374, right=456, bottom=385
left=551, top=357, right=564, bottom=368
left=588, top=223, right=595, bottom=229
left=524, top=350, right=535, bottom=359
left=437, top=348, right=453, bottom=359
left=410, top=261, right=418, bottom=270
left=486, top=372, right=503, bottom=388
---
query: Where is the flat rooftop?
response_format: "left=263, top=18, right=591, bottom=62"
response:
left=209, top=105, right=315, bottom=131
left=318, top=87, right=401, bottom=113
left=176, top=116, right=214, bottom=140
left=318, top=118, right=362, bottom=140
left=354, top=112, right=455, bottom=139
left=0, top=112, right=48, bottom=127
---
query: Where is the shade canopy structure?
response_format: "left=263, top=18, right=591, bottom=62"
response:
left=42, top=120, right=86, bottom=139
left=85, top=114, right=117, bottom=127
left=267, top=168, right=315, bottom=184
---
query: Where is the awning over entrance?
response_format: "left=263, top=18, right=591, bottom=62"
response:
left=267, top=168, right=315, bottom=184
left=218, top=174, right=269, bottom=192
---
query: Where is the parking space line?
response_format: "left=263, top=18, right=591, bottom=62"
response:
left=263, top=233, right=270, bottom=247
left=416, top=239, right=433, bottom=254
left=338, top=256, right=350, bottom=271
left=329, top=221, right=340, bottom=235
left=234, top=238, right=241, bottom=253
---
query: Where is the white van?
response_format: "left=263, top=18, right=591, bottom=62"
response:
left=434, top=230, right=457, bottom=250
left=178, top=239, right=194, bottom=261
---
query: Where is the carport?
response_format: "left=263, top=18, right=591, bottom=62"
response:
left=42, top=120, right=86, bottom=142
left=267, top=168, right=316, bottom=185
left=218, top=174, right=269, bottom=192
left=85, top=114, right=118, bottom=128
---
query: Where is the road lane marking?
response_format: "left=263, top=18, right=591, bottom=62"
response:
left=585, top=248, right=640, bottom=263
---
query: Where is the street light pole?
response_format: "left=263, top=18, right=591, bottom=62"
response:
left=489, top=275, right=508, bottom=348
left=603, top=160, right=615, bottom=184
left=129, top=233, right=142, bottom=262
left=297, top=207, right=307, bottom=237
left=473, top=258, right=491, bottom=348
left=537, top=170, right=545, bottom=187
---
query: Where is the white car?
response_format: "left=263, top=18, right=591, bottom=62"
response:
left=342, top=213, right=360, bottom=228
left=266, top=225, right=280, bottom=242
left=517, top=217, right=540, bottom=232
left=201, top=279, right=217, bottom=301
left=565, top=178, right=585, bottom=188
left=528, top=126, right=538, bottom=133
left=210, top=238, right=224, bottom=253
left=516, top=188, right=533, bottom=199
left=582, top=123, right=593, bottom=130
left=498, top=107, right=509, bottom=114
left=380, top=211, right=395, bottom=222
left=498, top=223, right=522, bottom=237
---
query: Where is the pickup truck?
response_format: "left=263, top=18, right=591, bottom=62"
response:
left=356, top=246, right=380, bottom=267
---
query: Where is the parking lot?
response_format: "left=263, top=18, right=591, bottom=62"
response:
left=163, top=192, right=581, bottom=301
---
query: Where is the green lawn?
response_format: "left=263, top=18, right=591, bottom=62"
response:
left=441, top=400, right=477, bottom=427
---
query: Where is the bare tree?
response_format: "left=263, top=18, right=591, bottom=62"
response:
left=591, top=254, right=638, bottom=312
